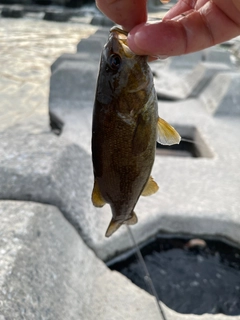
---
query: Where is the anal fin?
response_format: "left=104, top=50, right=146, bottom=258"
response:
left=141, top=176, right=159, bottom=196
left=91, top=180, right=106, bottom=208
left=157, top=117, right=181, bottom=145
left=124, top=212, right=138, bottom=225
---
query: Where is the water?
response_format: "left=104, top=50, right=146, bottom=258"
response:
left=107, top=234, right=240, bottom=315
left=0, top=15, right=97, bottom=132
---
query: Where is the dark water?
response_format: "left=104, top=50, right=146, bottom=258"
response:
left=107, top=235, right=240, bottom=315
left=156, top=140, right=198, bottom=158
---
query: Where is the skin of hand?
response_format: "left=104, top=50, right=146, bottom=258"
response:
left=96, top=0, right=240, bottom=57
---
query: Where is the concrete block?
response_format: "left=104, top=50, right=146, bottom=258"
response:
left=0, top=126, right=142, bottom=261
left=87, top=27, right=109, bottom=42
left=189, top=62, right=231, bottom=97
left=47, top=97, right=240, bottom=262
left=1, top=5, right=24, bottom=18
left=46, top=30, right=240, bottom=262
left=75, top=28, right=108, bottom=57
left=93, top=27, right=109, bottom=37
left=77, top=38, right=104, bottom=57
left=50, top=52, right=98, bottom=73
left=153, top=65, right=203, bottom=100
left=43, top=9, right=71, bottom=22
left=0, top=201, right=161, bottom=320
left=231, top=42, right=240, bottom=63
left=168, top=51, right=203, bottom=69
left=169, top=47, right=233, bottom=70
left=49, top=56, right=100, bottom=138
left=49, top=59, right=99, bottom=103
left=90, top=14, right=114, bottom=27
left=153, top=62, right=230, bottom=100
left=199, top=72, right=240, bottom=116
left=0, top=201, right=239, bottom=319
left=202, top=48, right=233, bottom=66
left=88, top=33, right=108, bottom=46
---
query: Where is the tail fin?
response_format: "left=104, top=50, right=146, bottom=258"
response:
left=105, top=212, right=138, bottom=237
left=105, top=218, right=122, bottom=237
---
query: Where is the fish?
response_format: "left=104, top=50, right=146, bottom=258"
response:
left=91, top=26, right=180, bottom=237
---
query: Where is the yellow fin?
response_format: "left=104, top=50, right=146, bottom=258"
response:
left=105, top=219, right=122, bottom=237
left=141, top=176, right=159, bottom=196
left=124, top=212, right=138, bottom=225
left=91, top=180, right=106, bottom=208
left=157, top=117, right=181, bottom=145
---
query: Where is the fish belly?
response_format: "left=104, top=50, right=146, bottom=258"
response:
left=92, top=99, right=157, bottom=222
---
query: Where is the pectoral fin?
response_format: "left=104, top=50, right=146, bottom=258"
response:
left=141, top=176, right=159, bottom=196
left=157, top=117, right=181, bottom=145
left=91, top=180, right=106, bottom=208
left=105, top=219, right=122, bottom=237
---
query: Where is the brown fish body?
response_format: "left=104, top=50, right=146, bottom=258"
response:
left=91, top=27, right=180, bottom=237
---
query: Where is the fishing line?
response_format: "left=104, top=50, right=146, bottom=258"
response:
left=126, top=226, right=167, bottom=320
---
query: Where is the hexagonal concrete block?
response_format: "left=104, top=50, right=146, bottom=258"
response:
left=77, top=38, right=105, bottom=57
left=44, top=10, right=71, bottom=22
left=0, top=201, right=161, bottom=320
left=202, top=48, right=233, bottom=66
left=0, top=201, right=238, bottom=320
left=1, top=6, right=25, bottom=18
left=90, top=15, right=114, bottom=27
left=50, top=52, right=99, bottom=73
left=152, top=61, right=230, bottom=100
left=46, top=32, right=240, bottom=263
left=49, top=59, right=99, bottom=104
left=199, top=72, right=240, bottom=116
left=168, top=51, right=203, bottom=70
left=0, top=125, right=149, bottom=261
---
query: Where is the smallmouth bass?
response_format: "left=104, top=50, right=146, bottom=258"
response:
left=91, top=27, right=180, bottom=237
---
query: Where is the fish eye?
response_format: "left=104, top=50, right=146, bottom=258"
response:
left=109, top=54, right=121, bottom=71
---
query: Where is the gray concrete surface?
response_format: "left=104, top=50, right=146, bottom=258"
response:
left=200, top=72, right=240, bottom=116
left=0, top=11, right=240, bottom=320
left=48, top=28, right=240, bottom=254
left=0, top=201, right=238, bottom=320
left=0, top=201, right=160, bottom=320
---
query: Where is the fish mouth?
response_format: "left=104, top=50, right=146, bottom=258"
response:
left=109, top=27, right=133, bottom=58
left=110, top=26, right=128, bottom=40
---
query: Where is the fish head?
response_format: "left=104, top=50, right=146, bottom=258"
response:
left=96, top=27, right=150, bottom=105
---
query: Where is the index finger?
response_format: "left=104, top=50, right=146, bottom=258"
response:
left=128, top=0, right=240, bottom=56
left=96, top=0, right=148, bottom=31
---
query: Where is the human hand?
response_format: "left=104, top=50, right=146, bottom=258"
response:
left=96, top=0, right=240, bottom=57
